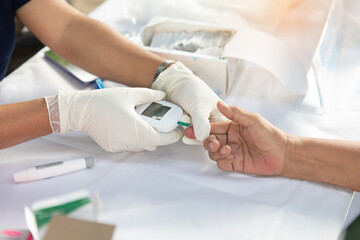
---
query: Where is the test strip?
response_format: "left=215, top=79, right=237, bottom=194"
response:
left=177, top=121, right=190, bottom=127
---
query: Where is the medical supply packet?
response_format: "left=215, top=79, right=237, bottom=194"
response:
left=24, top=190, right=101, bottom=240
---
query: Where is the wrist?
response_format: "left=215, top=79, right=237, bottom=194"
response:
left=281, top=134, right=302, bottom=178
left=152, top=60, right=175, bottom=85
left=282, top=136, right=330, bottom=184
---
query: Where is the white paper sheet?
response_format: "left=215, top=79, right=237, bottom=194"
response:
left=0, top=33, right=354, bottom=240
left=0, top=130, right=353, bottom=240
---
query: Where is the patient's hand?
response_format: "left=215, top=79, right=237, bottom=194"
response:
left=185, top=101, right=289, bottom=176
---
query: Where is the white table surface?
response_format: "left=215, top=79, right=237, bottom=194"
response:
left=1, top=0, right=359, bottom=239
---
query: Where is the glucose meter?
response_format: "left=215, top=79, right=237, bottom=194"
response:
left=135, top=101, right=190, bottom=133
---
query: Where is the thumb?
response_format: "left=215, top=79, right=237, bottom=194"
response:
left=182, top=135, right=202, bottom=145
left=130, top=88, right=165, bottom=105
left=152, top=129, right=183, bottom=146
left=217, top=101, right=253, bottom=127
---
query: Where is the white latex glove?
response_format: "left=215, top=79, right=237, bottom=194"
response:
left=57, top=88, right=182, bottom=152
left=152, top=62, right=226, bottom=144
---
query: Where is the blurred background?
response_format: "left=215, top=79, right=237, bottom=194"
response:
left=7, top=0, right=105, bottom=76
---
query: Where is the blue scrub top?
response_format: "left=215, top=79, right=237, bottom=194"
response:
left=0, top=0, right=31, bottom=80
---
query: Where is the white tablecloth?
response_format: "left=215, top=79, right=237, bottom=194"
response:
left=1, top=0, right=359, bottom=239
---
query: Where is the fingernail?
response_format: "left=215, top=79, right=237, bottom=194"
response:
left=209, top=142, right=214, bottom=150
left=220, top=147, right=227, bottom=155
left=219, top=101, right=228, bottom=107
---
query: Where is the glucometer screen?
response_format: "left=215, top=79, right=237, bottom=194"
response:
left=141, top=102, right=171, bottom=121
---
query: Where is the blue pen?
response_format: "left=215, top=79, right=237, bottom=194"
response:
left=95, top=78, right=105, bottom=89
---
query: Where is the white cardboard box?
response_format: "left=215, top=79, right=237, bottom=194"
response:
left=139, top=17, right=235, bottom=98
left=139, top=0, right=343, bottom=115
left=139, top=17, right=308, bottom=99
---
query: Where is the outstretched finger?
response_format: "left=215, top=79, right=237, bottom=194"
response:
left=217, top=101, right=255, bottom=127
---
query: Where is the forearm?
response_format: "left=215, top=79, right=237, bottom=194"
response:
left=56, top=15, right=164, bottom=88
left=284, top=136, right=360, bottom=191
left=17, top=0, right=164, bottom=88
left=0, top=99, right=52, bottom=149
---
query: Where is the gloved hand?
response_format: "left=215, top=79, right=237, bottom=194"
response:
left=152, top=62, right=226, bottom=144
left=54, top=88, right=182, bottom=152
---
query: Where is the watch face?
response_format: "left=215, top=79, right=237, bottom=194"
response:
left=141, top=102, right=171, bottom=121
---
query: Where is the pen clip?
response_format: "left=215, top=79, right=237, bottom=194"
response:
left=95, top=78, right=105, bottom=89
